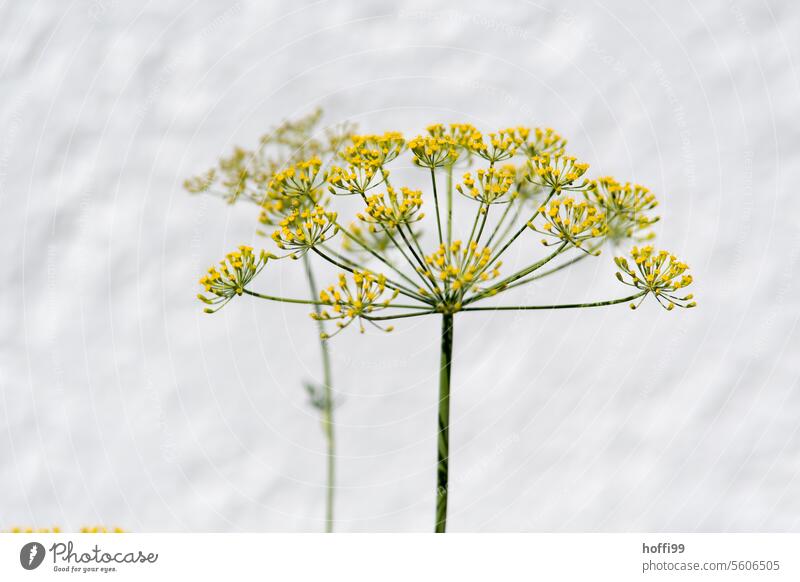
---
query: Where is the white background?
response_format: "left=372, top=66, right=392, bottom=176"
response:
left=1, top=0, right=798, bottom=532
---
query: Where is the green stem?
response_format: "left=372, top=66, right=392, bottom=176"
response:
left=242, top=289, right=324, bottom=305
left=311, top=247, right=427, bottom=303
left=362, top=310, right=435, bottom=322
left=302, top=254, right=335, bottom=533
left=516, top=242, right=602, bottom=285
left=459, top=291, right=646, bottom=312
left=484, top=197, right=516, bottom=248
left=446, top=165, right=453, bottom=247
left=431, top=168, right=444, bottom=246
left=243, top=288, right=427, bottom=311
left=464, top=243, right=567, bottom=306
left=435, top=313, right=454, bottom=533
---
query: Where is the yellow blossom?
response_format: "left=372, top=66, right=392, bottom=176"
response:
left=311, top=270, right=399, bottom=336
left=615, top=246, right=696, bottom=310
left=197, top=246, right=270, bottom=313
left=529, top=197, right=607, bottom=251
left=527, top=151, right=591, bottom=192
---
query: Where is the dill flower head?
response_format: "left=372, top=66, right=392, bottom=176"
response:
left=327, top=162, right=385, bottom=196
left=456, top=167, right=515, bottom=205
left=427, top=123, right=480, bottom=151
left=357, top=186, right=424, bottom=229
left=184, top=168, right=217, bottom=195
left=311, top=270, right=400, bottom=336
left=588, top=176, right=659, bottom=242
left=344, top=132, right=406, bottom=166
left=422, top=240, right=501, bottom=296
left=409, top=135, right=460, bottom=168
left=271, top=205, right=339, bottom=257
left=614, top=246, right=696, bottom=310
left=7, top=527, right=62, bottom=533
left=200, top=146, right=253, bottom=202
left=468, top=128, right=520, bottom=163
left=185, top=108, right=357, bottom=207
left=530, top=197, right=607, bottom=252
left=269, top=157, right=326, bottom=198
left=198, top=246, right=270, bottom=313
left=518, top=127, right=567, bottom=157
left=527, top=151, right=591, bottom=193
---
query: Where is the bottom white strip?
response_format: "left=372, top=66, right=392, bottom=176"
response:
left=0, top=533, right=797, bottom=581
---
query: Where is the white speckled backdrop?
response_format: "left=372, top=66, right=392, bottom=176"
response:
left=1, top=0, right=798, bottom=532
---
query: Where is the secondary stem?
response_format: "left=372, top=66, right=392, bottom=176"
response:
left=446, top=165, right=453, bottom=248
left=431, top=168, right=444, bottom=246
left=460, top=291, right=646, bottom=312
left=435, top=313, right=454, bottom=533
left=302, top=254, right=336, bottom=533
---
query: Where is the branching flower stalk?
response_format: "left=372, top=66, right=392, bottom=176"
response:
left=193, top=118, right=696, bottom=532
left=185, top=109, right=356, bottom=532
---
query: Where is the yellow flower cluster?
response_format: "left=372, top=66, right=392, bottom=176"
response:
left=342, top=132, right=406, bottom=166
left=198, top=246, right=270, bottom=312
left=427, top=123, right=479, bottom=150
left=530, top=197, right=607, bottom=251
left=518, top=127, right=567, bottom=157
left=527, top=152, right=590, bottom=193
left=6, top=526, right=125, bottom=533
left=357, top=186, right=424, bottom=229
left=409, top=135, right=460, bottom=168
left=469, top=128, right=521, bottom=163
left=184, top=109, right=355, bottom=206
left=456, top=167, right=515, bottom=205
left=311, top=270, right=400, bottom=336
left=327, top=163, right=385, bottom=195
left=272, top=205, right=339, bottom=256
left=268, top=157, right=325, bottom=198
left=615, top=246, right=696, bottom=310
left=422, top=240, right=501, bottom=293
left=588, top=176, right=659, bottom=242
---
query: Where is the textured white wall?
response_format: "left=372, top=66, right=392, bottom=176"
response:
left=2, top=0, right=799, bottom=532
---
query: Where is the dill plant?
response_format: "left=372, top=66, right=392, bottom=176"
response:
left=186, top=110, right=355, bottom=532
left=193, top=117, right=695, bottom=532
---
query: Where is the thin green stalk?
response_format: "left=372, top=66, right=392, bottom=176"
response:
left=484, top=197, right=516, bottom=248
left=242, top=289, right=325, bottom=305
left=243, top=287, right=428, bottom=311
left=485, top=190, right=555, bottom=271
left=321, top=239, right=421, bottom=293
left=460, top=291, right=646, bottom=312
left=430, top=168, right=444, bottom=246
left=394, top=226, right=443, bottom=301
left=493, top=202, right=524, bottom=246
left=362, top=310, right=435, bottom=322
left=464, top=243, right=567, bottom=306
left=311, top=247, right=427, bottom=303
left=302, top=254, right=336, bottom=533
left=446, top=164, right=454, bottom=249
left=459, top=203, right=484, bottom=271
left=435, top=313, right=454, bottom=533
left=519, top=242, right=602, bottom=285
